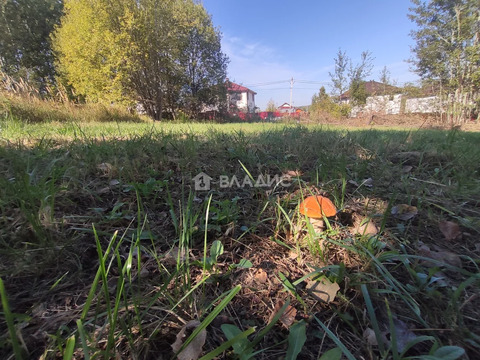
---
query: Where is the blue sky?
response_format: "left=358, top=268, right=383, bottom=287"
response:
left=202, top=0, right=420, bottom=110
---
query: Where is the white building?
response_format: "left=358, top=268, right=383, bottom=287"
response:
left=227, top=80, right=257, bottom=113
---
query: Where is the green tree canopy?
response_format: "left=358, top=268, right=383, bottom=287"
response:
left=409, top=0, right=480, bottom=122
left=52, top=0, right=228, bottom=120
left=310, top=86, right=350, bottom=119
left=0, top=0, right=63, bottom=87
left=53, top=0, right=133, bottom=104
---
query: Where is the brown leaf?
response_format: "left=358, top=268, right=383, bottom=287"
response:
left=306, top=278, right=340, bottom=303
left=283, top=170, right=302, bottom=178
left=171, top=320, right=207, bottom=360
left=418, top=243, right=462, bottom=267
left=268, top=301, right=297, bottom=327
left=391, top=204, right=418, bottom=221
left=351, top=215, right=378, bottom=236
left=280, top=305, right=297, bottom=327
left=439, top=220, right=461, bottom=241
left=97, top=162, right=114, bottom=175
left=253, top=268, right=268, bottom=284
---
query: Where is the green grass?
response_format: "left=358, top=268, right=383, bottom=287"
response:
left=0, top=113, right=479, bottom=359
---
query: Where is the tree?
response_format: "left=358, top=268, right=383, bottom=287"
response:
left=310, top=86, right=350, bottom=119
left=329, top=48, right=349, bottom=97
left=409, top=0, right=480, bottom=123
left=348, top=50, right=374, bottom=105
left=0, top=0, right=63, bottom=88
left=52, top=0, right=133, bottom=105
left=328, top=49, right=374, bottom=105
left=379, top=66, right=391, bottom=86
left=174, top=1, right=228, bottom=119
left=266, top=99, right=276, bottom=112
left=53, top=0, right=228, bottom=120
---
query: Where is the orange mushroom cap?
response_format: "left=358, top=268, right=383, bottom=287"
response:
left=299, top=195, right=337, bottom=218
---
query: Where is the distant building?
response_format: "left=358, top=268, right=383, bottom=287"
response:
left=227, top=79, right=257, bottom=113
left=277, top=102, right=294, bottom=113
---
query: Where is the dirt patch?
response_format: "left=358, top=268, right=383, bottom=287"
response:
left=305, top=113, right=480, bottom=131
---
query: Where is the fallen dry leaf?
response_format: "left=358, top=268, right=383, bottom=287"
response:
left=348, top=179, right=359, bottom=187
left=418, top=244, right=462, bottom=267
left=363, top=327, right=378, bottom=346
left=386, top=319, right=418, bottom=353
left=164, top=246, right=188, bottom=265
left=171, top=320, right=207, bottom=360
left=351, top=215, right=378, bottom=236
left=362, top=178, right=374, bottom=187
left=402, top=165, right=413, bottom=173
left=438, top=220, right=462, bottom=241
left=268, top=301, right=297, bottom=327
left=253, top=268, right=268, bottom=284
left=283, top=170, right=302, bottom=178
left=391, top=204, right=418, bottom=221
left=280, top=305, right=297, bottom=327
left=97, top=162, right=114, bottom=175
left=305, top=278, right=340, bottom=303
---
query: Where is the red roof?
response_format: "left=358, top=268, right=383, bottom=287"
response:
left=227, top=81, right=257, bottom=95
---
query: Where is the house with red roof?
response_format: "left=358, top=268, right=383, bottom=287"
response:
left=277, top=102, right=293, bottom=113
left=227, top=79, right=257, bottom=113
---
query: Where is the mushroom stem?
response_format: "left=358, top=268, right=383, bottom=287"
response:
left=309, top=218, right=325, bottom=232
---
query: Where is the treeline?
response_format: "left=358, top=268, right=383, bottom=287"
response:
left=0, top=0, right=228, bottom=120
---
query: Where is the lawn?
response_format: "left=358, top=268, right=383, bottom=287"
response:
left=0, top=120, right=479, bottom=359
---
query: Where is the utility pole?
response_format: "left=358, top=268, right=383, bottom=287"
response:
left=289, top=77, right=294, bottom=113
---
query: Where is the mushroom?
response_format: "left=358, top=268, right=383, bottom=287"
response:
left=299, top=195, right=337, bottom=232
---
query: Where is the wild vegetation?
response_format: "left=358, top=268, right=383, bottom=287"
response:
left=1, top=95, right=480, bottom=359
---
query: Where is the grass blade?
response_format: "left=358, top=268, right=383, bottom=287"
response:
left=63, top=334, right=76, bottom=360
left=0, top=277, right=23, bottom=360
left=314, top=316, right=356, bottom=360
left=200, top=327, right=255, bottom=360
left=76, top=319, right=90, bottom=360
left=176, top=285, right=242, bottom=358
left=361, top=284, right=385, bottom=354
